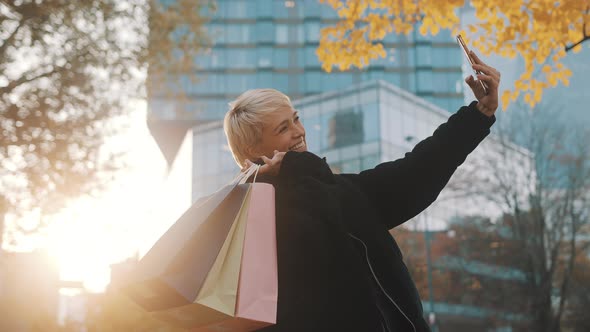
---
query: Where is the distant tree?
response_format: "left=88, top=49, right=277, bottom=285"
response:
left=459, top=105, right=590, bottom=332
left=392, top=218, right=532, bottom=331
left=0, top=0, right=212, bottom=248
left=317, top=0, right=589, bottom=109
left=562, top=254, right=590, bottom=332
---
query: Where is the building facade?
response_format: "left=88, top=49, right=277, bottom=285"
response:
left=150, top=0, right=466, bottom=124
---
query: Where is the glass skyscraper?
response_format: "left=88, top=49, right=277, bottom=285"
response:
left=149, top=0, right=466, bottom=123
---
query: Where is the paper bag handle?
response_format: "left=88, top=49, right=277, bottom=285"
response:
left=238, top=164, right=260, bottom=185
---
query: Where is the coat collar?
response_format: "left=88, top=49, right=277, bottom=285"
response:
left=247, top=151, right=334, bottom=186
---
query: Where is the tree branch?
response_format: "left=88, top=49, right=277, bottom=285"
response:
left=565, top=36, right=589, bottom=52
left=0, top=65, right=64, bottom=97
left=565, top=14, right=589, bottom=52
left=552, top=209, right=580, bottom=332
left=0, top=17, right=25, bottom=58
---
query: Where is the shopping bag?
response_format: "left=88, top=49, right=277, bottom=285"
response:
left=151, top=180, right=278, bottom=331
left=122, top=167, right=258, bottom=312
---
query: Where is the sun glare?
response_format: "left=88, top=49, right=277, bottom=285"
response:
left=46, top=199, right=136, bottom=293
left=41, top=100, right=192, bottom=294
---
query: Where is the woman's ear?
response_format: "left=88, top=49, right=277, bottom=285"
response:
left=244, top=145, right=259, bottom=161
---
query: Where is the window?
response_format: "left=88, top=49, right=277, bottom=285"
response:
left=320, top=3, right=339, bottom=19
left=304, top=46, right=319, bottom=67
left=272, top=1, right=291, bottom=19
left=296, top=48, right=306, bottom=67
left=432, top=48, right=447, bottom=68
left=273, top=48, right=290, bottom=68
left=369, top=70, right=385, bottom=82
left=275, top=24, right=288, bottom=44
left=305, top=22, right=320, bottom=43
left=272, top=73, right=289, bottom=92
left=327, top=109, right=364, bottom=149
left=256, top=72, right=272, bottom=88
left=224, top=0, right=248, bottom=18
left=406, top=47, right=416, bottom=67
left=295, top=25, right=305, bottom=44
left=432, top=72, right=450, bottom=94
left=401, top=107, right=417, bottom=143
left=301, top=112, right=321, bottom=152
left=383, top=73, right=401, bottom=87
left=417, top=70, right=433, bottom=92
left=341, top=144, right=361, bottom=160
left=383, top=31, right=401, bottom=44
left=256, top=22, right=274, bottom=43
left=446, top=47, right=463, bottom=68
left=362, top=103, right=380, bottom=142
left=432, top=29, right=452, bottom=43
left=414, top=29, right=431, bottom=42
left=208, top=23, right=226, bottom=44
left=362, top=154, right=380, bottom=169
left=227, top=49, right=256, bottom=69
left=321, top=73, right=353, bottom=92
left=209, top=48, right=225, bottom=68
left=197, top=73, right=220, bottom=94
left=341, top=159, right=361, bottom=173
left=256, top=0, right=273, bottom=18
left=257, top=47, right=272, bottom=68
left=226, top=74, right=250, bottom=94
left=303, top=0, right=322, bottom=18
left=226, top=24, right=252, bottom=44
left=416, top=45, right=432, bottom=67
left=305, top=71, right=321, bottom=93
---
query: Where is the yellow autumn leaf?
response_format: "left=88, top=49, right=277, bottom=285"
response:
left=524, top=93, right=532, bottom=105
left=501, top=90, right=512, bottom=110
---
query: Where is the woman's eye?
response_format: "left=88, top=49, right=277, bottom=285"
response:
left=294, top=116, right=300, bottom=122
left=279, top=126, right=287, bottom=133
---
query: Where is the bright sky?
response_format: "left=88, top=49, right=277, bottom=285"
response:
left=37, top=99, right=192, bottom=293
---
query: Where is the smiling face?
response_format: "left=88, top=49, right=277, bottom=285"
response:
left=253, top=107, right=307, bottom=159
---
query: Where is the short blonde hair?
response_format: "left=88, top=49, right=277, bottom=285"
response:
left=224, top=89, right=293, bottom=166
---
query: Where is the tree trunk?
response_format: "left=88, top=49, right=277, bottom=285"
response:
left=532, top=284, right=554, bottom=332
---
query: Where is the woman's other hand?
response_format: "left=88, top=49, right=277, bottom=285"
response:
left=242, top=150, right=286, bottom=176
left=259, top=150, right=286, bottom=176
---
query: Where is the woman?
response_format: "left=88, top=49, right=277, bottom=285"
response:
left=223, top=52, right=500, bottom=332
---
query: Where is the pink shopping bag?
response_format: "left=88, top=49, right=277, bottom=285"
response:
left=194, top=183, right=278, bottom=331
left=151, top=182, right=278, bottom=332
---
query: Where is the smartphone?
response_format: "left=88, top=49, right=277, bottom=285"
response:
left=456, top=34, right=488, bottom=95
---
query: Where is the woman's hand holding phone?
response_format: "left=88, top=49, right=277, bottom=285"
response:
left=457, top=35, right=501, bottom=117
left=466, top=51, right=501, bottom=117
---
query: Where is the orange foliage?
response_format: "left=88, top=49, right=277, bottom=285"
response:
left=318, top=0, right=590, bottom=109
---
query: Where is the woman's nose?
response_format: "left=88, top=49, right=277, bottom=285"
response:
left=294, top=125, right=305, bottom=137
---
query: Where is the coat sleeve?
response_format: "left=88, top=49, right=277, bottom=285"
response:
left=341, top=101, right=496, bottom=230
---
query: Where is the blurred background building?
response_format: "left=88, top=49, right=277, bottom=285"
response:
left=150, top=0, right=466, bottom=126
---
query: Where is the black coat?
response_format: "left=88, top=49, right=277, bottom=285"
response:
left=256, top=102, right=495, bottom=332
